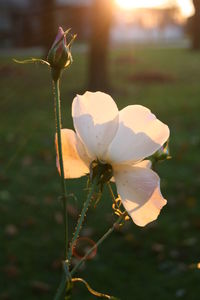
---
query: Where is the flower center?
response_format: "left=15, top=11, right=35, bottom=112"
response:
left=90, top=160, right=113, bottom=189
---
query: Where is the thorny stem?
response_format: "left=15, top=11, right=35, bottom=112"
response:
left=70, top=214, right=124, bottom=276
left=55, top=180, right=125, bottom=298
left=53, top=79, right=68, bottom=261
left=68, top=181, right=97, bottom=262
left=54, top=181, right=98, bottom=299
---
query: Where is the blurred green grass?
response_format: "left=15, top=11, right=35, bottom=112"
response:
left=0, top=46, right=200, bottom=300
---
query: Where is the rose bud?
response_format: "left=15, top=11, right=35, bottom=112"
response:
left=47, top=27, right=75, bottom=80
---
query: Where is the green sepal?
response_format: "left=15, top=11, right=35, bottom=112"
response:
left=149, top=140, right=171, bottom=165
left=90, top=160, right=113, bottom=191
left=13, top=58, right=50, bottom=66
left=47, top=29, right=76, bottom=81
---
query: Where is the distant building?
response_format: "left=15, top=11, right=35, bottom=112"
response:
left=0, top=0, right=93, bottom=48
left=0, top=0, right=31, bottom=47
left=111, top=7, right=185, bottom=43
left=0, top=1, right=186, bottom=48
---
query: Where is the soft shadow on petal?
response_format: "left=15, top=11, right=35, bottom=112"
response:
left=55, top=129, right=89, bottom=179
left=113, top=164, right=167, bottom=226
left=72, top=91, right=119, bottom=160
left=135, top=160, right=152, bottom=169
left=111, top=160, right=151, bottom=182
left=106, top=105, right=169, bottom=164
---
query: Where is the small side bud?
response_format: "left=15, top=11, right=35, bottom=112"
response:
left=151, top=141, right=171, bottom=165
left=47, top=27, right=76, bottom=81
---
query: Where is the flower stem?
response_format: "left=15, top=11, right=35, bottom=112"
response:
left=54, top=273, right=66, bottom=300
left=58, top=189, right=124, bottom=298
left=53, top=79, right=68, bottom=260
left=70, top=214, right=124, bottom=276
left=68, top=182, right=97, bottom=262
left=54, top=182, right=96, bottom=300
left=107, top=182, right=116, bottom=204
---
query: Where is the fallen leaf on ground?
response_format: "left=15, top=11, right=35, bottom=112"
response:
left=152, top=243, right=165, bottom=253
left=81, top=227, right=94, bottom=237
left=31, top=281, right=50, bottom=293
left=51, top=259, right=62, bottom=270
left=5, top=224, right=18, bottom=237
left=54, top=211, right=63, bottom=224
left=3, top=265, right=20, bottom=278
left=67, top=203, right=79, bottom=218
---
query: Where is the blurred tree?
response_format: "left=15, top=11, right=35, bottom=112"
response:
left=88, top=0, right=114, bottom=91
left=40, top=0, right=57, bottom=57
left=191, top=0, right=200, bottom=50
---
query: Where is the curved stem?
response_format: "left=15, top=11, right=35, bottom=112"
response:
left=58, top=213, right=124, bottom=297
left=68, top=182, right=97, bottom=262
left=53, top=79, right=68, bottom=260
left=70, top=214, right=124, bottom=276
left=72, top=278, right=119, bottom=299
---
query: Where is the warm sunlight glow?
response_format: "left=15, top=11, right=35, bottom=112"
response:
left=176, top=0, right=194, bottom=16
left=116, top=0, right=166, bottom=9
left=115, top=0, right=194, bottom=17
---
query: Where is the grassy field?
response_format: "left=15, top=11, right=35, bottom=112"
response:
left=0, top=45, right=200, bottom=300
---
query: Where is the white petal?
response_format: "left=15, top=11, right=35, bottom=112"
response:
left=111, top=160, right=151, bottom=182
left=72, top=91, right=119, bottom=160
left=135, top=160, right=152, bottom=169
left=113, top=165, right=167, bottom=226
left=55, top=129, right=89, bottom=179
left=106, top=105, right=169, bottom=164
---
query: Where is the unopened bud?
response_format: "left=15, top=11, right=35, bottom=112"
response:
left=47, top=27, right=75, bottom=81
left=152, top=142, right=171, bottom=163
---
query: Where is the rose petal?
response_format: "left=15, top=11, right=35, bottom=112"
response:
left=106, top=105, right=169, bottom=164
left=111, top=160, right=151, bottom=182
left=72, top=91, right=119, bottom=160
left=55, top=129, right=89, bottom=178
left=52, top=27, right=65, bottom=48
left=113, top=164, right=167, bottom=226
left=135, top=160, right=152, bottom=169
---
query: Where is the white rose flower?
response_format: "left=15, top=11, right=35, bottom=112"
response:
left=56, top=91, right=170, bottom=227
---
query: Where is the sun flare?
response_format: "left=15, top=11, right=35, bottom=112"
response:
left=115, top=0, right=194, bottom=17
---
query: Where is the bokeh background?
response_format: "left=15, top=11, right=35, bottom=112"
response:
left=0, top=0, right=200, bottom=299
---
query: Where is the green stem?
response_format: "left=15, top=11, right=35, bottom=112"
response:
left=54, top=182, right=96, bottom=300
left=54, top=263, right=72, bottom=300
left=107, top=182, right=116, bottom=204
left=70, top=214, right=124, bottom=276
left=68, top=182, right=97, bottom=262
left=53, top=79, right=68, bottom=260
left=54, top=273, right=66, bottom=300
